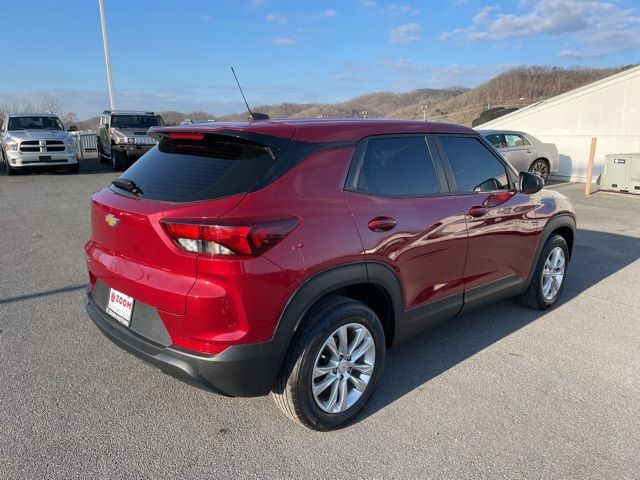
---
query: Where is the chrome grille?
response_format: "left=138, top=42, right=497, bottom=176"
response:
left=19, top=140, right=66, bottom=153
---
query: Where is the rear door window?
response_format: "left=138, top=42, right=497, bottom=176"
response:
left=484, top=133, right=505, bottom=148
left=438, top=136, right=511, bottom=192
left=354, top=136, right=440, bottom=196
left=115, top=136, right=276, bottom=202
left=504, top=134, right=530, bottom=147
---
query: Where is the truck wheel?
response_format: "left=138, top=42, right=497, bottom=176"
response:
left=6, top=160, right=16, bottom=176
left=273, top=295, right=385, bottom=430
left=97, top=140, right=108, bottom=164
left=112, top=150, right=128, bottom=171
left=518, top=234, right=569, bottom=310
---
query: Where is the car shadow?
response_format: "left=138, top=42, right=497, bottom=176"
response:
left=362, top=228, right=640, bottom=419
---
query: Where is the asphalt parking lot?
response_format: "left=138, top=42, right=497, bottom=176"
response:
left=1, top=157, right=638, bottom=479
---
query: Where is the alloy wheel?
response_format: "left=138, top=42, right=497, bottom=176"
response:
left=530, top=161, right=549, bottom=181
left=311, top=323, right=376, bottom=414
left=541, top=246, right=565, bottom=301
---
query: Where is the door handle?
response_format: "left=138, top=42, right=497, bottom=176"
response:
left=468, top=206, right=489, bottom=218
left=368, top=216, right=397, bottom=232
left=526, top=149, right=532, bottom=153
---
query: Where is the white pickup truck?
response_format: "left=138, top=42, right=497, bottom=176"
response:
left=1, top=113, right=79, bottom=175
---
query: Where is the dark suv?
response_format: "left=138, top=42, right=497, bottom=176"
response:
left=85, top=119, right=575, bottom=430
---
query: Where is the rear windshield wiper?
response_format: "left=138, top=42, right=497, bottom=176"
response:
left=111, top=178, right=143, bottom=196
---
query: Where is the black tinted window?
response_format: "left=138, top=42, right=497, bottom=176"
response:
left=439, top=136, right=509, bottom=192
left=357, top=136, right=439, bottom=196
left=111, top=115, right=162, bottom=128
left=8, top=116, right=64, bottom=131
left=116, top=137, right=275, bottom=202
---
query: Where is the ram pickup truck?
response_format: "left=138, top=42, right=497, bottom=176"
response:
left=97, top=110, right=164, bottom=170
left=1, top=113, right=79, bottom=175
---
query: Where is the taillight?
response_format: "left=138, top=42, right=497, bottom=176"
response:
left=162, top=218, right=299, bottom=257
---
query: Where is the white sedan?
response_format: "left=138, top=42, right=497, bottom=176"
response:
left=478, top=129, right=559, bottom=182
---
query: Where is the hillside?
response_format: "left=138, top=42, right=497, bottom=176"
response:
left=73, top=65, right=636, bottom=128
left=216, top=65, right=634, bottom=126
left=216, top=88, right=467, bottom=122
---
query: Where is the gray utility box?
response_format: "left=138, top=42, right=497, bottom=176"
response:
left=600, top=153, right=640, bottom=194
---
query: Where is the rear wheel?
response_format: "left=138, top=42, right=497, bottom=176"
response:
left=112, top=149, right=128, bottom=171
left=529, top=159, right=549, bottom=182
left=518, top=234, right=569, bottom=310
left=273, top=295, right=385, bottom=430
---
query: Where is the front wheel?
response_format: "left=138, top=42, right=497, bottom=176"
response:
left=112, top=149, right=128, bottom=171
left=97, top=140, right=109, bottom=164
left=518, top=234, right=569, bottom=310
left=273, top=295, right=385, bottom=430
left=6, top=160, right=16, bottom=176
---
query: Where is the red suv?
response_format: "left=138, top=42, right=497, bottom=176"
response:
left=85, top=119, right=575, bottom=430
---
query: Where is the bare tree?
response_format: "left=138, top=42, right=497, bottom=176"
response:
left=62, top=111, right=78, bottom=127
left=40, top=95, right=63, bottom=114
left=20, top=99, right=37, bottom=113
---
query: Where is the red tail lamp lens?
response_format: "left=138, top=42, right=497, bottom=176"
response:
left=163, top=218, right=299, bottom=257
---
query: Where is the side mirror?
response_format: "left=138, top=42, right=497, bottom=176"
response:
left=68, top=125, right=78, bottom=132
left=519, top=171, right=544, bottom=194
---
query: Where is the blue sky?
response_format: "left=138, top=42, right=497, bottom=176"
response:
left=0, top=0, right=638, bottom=119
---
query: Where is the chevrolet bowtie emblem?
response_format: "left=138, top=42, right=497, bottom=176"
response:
left=105, top=214, right=119, bottom=227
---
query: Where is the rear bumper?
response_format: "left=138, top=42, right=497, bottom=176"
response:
left=86, top=290, right=286, bottom=397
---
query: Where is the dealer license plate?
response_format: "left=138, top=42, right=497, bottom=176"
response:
left=106, top=288, right=134, bottom=327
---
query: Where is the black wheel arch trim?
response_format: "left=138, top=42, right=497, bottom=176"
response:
left=270, top=261, right=404, bottom=369
left=524, top=213, right=576, bottom=290
left=274, top=261, right=403, bottom=337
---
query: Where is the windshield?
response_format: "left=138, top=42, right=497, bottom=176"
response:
left=8, top=116, right=64, bottom=131
left=111, top=115, right=162, bottom=129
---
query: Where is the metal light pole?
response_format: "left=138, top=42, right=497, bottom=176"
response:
left=98, top=0, right=116, bottom=110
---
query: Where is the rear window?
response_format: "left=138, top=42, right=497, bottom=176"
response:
left=115, top=137, right=275, bottom=202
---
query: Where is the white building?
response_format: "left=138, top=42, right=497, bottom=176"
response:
left=478, top=66, right=640, bottom=182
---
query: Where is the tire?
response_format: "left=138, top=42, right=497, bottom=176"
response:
left=97, top=140, right=108, bottom=164
left=518, top=234, right=569, bottom=310
left=273, top=295, right=386, bottom=430
left=6, top=160, right=16, bottom=176
left=112, top=149, right=128, bottom=171
left=529, top=159, right=549, bottom=183
left=68, top=163, right=80, bottom=174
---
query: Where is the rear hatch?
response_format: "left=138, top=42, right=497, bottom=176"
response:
left=87, top=126, right=294, bottom=314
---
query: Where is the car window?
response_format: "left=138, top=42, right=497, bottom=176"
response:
left=357, top=136, right=440, bottom=196
left=504, top=134, right=530, bottom=148
left=7, top=116, right=64, bottom=131
left=439, top=136, right=510, bottom=192
left=111, top=115, right=161, bottom=129
left=485, top=133, right=504, bottom=148
left=117, top=136, right=276, bottom=202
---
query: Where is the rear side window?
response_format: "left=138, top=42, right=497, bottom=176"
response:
left=117, top=137, right=275, bottom=202
left=439, top=136, right=510, bottom=192
left=504, top=133, right=530, bottom=147
left=356, top=136, right=439, bottom=196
